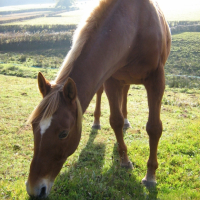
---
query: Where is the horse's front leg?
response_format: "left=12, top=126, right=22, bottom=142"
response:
left=104, top=77, right=133, bottom=168
left=142, top=65, right=165, bottom=187
left=92, top=85, right=104, bottom=130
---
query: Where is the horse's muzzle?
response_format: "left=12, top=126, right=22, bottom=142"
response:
left=26, top=178, right=53, bottom=198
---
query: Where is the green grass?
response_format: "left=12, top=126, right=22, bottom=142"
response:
left=166, top=32, right=200, bottom=77
left=1, top=32, right=200, bottom=88
left=0, top=75, right=200, bottom=199
left=0, top=3, right=200, bottom=198
left=0, top=47, right=69, bottom=79
left=0, top=63, right=57, bottom=79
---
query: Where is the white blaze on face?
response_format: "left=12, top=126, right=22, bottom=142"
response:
left=40, top=116, right=52, bottom=135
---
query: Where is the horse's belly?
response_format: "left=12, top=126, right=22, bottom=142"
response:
left=112, top=64, right=155, bottom=85
left=111, top=71, right=142, bottom=84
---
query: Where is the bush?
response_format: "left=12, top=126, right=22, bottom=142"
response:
left=166, top=76, right=200, bottom=89
left=0, top=25, right=76, bottom=33
left=18, top=55, right=26, bottom=62
left=7, top=66, right=19, bottom=71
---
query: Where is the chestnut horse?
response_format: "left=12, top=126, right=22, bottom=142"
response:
left=26, top=0, right=171, bottom=198
left=92, top=84, right=131, bottom=130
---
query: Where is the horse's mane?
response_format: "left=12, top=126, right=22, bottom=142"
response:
left=28, top=0, right=114, bottom=125
left=55, top=0, right=114, bottom=85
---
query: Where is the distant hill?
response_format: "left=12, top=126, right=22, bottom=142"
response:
left=0, top=0, right=55, bottom=7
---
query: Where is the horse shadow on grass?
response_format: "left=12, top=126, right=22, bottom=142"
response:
left=44, top=128, right=158, bottom=200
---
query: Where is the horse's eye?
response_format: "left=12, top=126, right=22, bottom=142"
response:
left=59, top=130, right=69, bottom=139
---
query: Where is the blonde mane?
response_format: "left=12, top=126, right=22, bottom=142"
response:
left=55, top=0, right=114, bottom=85
left=28, top=0, right=114, bottom=125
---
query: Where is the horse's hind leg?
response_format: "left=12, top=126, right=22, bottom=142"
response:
left=104, top=77, right=133, bottom=168
left=122, top=85, right=131, bottom=129
left=92, top=85, right=104, bottom=129
left=142, top=65, right=165, bottom=187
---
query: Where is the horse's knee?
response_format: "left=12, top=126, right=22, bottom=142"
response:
left=146, top=121, right=162, bottom=139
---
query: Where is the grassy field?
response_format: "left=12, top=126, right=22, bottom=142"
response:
left=0, top=75, right=200, bottom=199
left=165, top=32, right=200, bottom=77
left=0, top=11, right=51, bottom=23
left=1, top=32, right=200, bottom=88
left=0, top=1, right=200, bottom=199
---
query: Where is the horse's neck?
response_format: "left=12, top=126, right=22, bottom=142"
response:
left=69, top=41, right=127, bottom=113
left=69, top=54, right=115, bottom=113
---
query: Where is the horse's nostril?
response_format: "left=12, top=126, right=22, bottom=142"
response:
left=39, top=186, right=46, bottom=198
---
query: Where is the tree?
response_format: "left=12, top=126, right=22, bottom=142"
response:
left=55, top=0, right=75, bottom=9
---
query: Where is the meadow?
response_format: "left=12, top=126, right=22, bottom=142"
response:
left=0, top=74, right=200, bottom=200
left=0, top=1, right=200, bottom=199
left=1, top=32, right=200, bottom=88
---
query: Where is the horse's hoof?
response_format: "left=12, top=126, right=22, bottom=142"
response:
left=141, top=178, right=157, bottom=188
left=121, top=161, right=133, bottom=169
left=123, top=123, right=131, bottom=130
left=92, top=124, right=101, bottom=130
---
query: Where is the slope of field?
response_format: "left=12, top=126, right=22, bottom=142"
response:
left=1, top=1, right=200, bottom=199
left=166, top=32, right=200, bottom=76
left=0, top=11, right=51, bottom=23
left=0, top=3, right=55, bottom=12
left=0, top=75, right=200, bottom=199
left=0, top=32, right=199, bottom=88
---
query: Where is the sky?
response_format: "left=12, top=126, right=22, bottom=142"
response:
left=157, top=0, right=200, bottom=10
left=85, top=0, right=200, bottom=21
left=78, top=0, right=200, bottom=12
left=157, top=0, right=200, bottom=21
left=78, top=0, right=200, bottom=21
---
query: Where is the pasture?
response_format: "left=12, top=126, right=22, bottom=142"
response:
left=0, top=1, right=200, bottom=199
left=1, top=32, right=200, bottom=87
left=0, top=75, right=200, bottom=199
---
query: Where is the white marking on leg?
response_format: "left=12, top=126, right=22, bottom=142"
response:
left=40, top=116, right=52, bottom=135
left=124, top=118, right=130, bottom=125
left=93, top=122, right=100, bottom=126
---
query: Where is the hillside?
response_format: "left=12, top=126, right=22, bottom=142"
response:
left=166, top=32, right=200, bottom=77
left=0, top=1, right=200, bottom=88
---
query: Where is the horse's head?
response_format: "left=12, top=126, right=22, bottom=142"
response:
left=26, top=72, right=82, bottom=198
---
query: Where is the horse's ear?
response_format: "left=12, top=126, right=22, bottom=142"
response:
left=37, top=72, right=51, bottom=97
left=63, top=78, right=77, bottom=103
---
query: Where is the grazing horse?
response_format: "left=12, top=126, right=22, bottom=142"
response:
left=26, top=0, right=171, bottom=198
left=92, top=84, right=131, bottom=130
